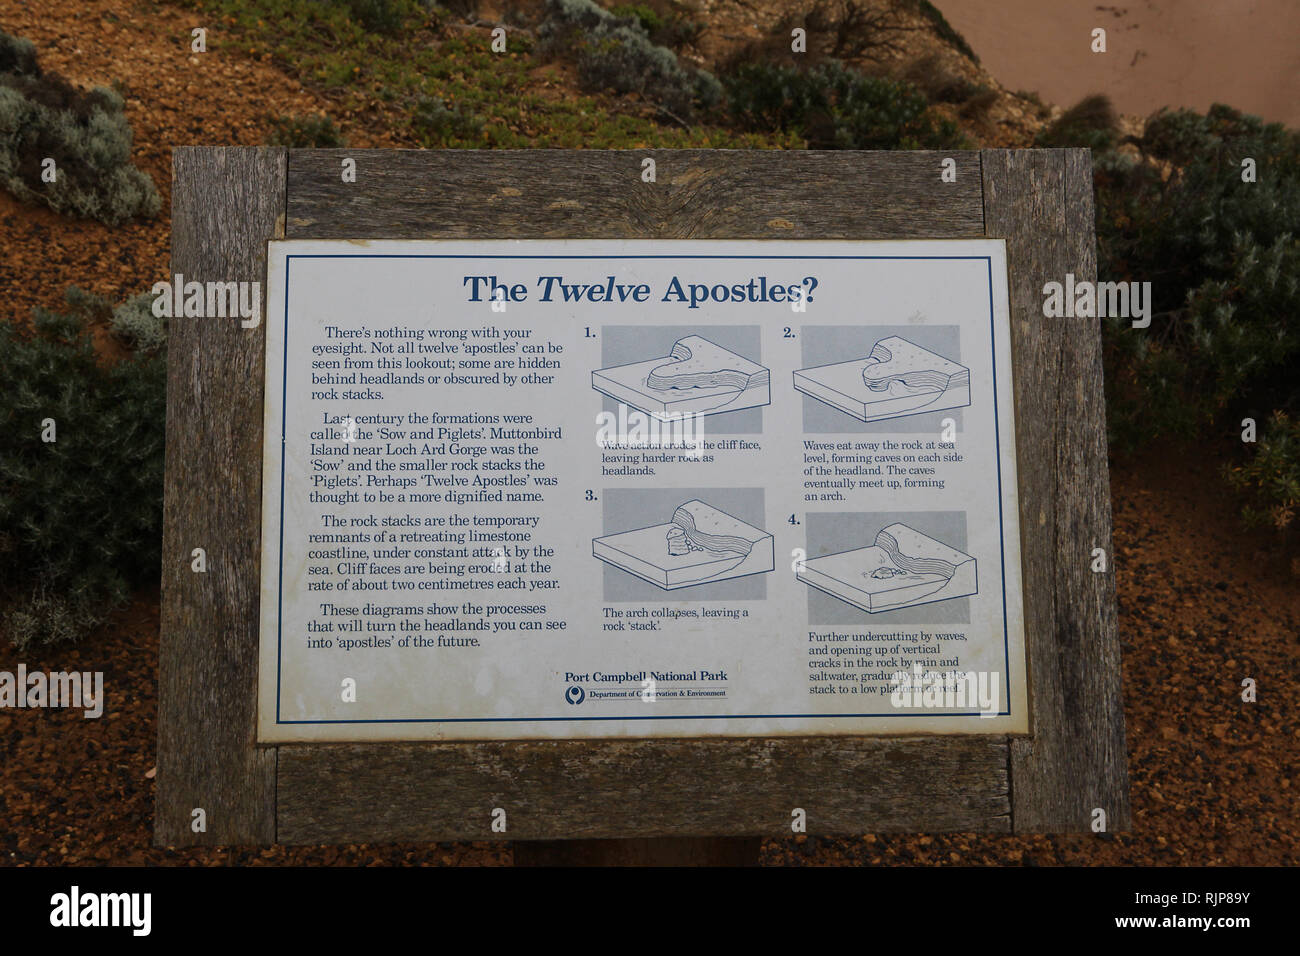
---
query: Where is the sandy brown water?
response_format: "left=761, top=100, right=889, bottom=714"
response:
left=936, top=0, right=1300, bottom=126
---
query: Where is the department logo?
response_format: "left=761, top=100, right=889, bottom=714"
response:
left=565, top=685, right=585, bottom=706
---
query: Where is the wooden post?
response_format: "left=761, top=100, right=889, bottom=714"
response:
left=982, top=150, right=1132, bottom=832
left=156, top=147, right=285, bottom=845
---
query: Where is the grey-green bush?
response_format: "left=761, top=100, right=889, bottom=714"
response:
left=0, top=28, right=160, bottom=226
left=1095, top=104, right=1300, bottom=444
left=0, top=288, right=166, bottom=649
left=412, top=95, right=484, bottom=145
left=538, top=0, right=719, bottom=121
left=1090, top=103, right=1300, bottom=536
left=110, top=292, right=167, bottom=353
left=610, top=2, right=704, bottom=49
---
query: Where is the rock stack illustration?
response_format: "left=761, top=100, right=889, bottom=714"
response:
left=797, top=523, right=977, bottom=612
left=593, top=500, right=774, bottom=590
left=794, top=336, right=970, bottom=423
left=593, top=335, right=770, bottom=419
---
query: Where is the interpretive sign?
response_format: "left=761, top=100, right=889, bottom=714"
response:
left=257, top=238, right=1028, bottom=741
left=156, top=148, right=1129, bottom=846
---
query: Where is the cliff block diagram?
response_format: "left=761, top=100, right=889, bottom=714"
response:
left=794, top=336, right=970, bottom=423
left=593, top=335, right=770, bottom=420
left=593, top=500, right=774, bottom=590
left=797, top=524, right=976, bottom=612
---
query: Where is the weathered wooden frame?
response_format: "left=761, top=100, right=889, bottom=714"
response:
left=155, top=148, right=1129, bottom=846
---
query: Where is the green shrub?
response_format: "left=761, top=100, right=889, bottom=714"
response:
left=439, top=0, right=480, bottom=18
left=265, top=113, right=347, bottom=147
left=1104, top=105, right=1300, bottom=300
left=538, top=0, right=719, bottom=121
left=412, top=95, right=484, bottom=145
left=611, top=1, right=703, bottom=49
left=0, top=288, right=166, bottom=649
left=0, top=29, right=39, bottom=76
left=330, top=0, right=444, bottom=33
left=611, top=3, right=663, bottom=35
left=1035, top=93, right=1119, bottom=152
left=1224, top=412, right=1300, bottom=533
left=0, top=29, right=160, bottom=226
left=1095, top=104, right=1300, bottom=446
left=723, top=60, right=967, bottom=149
left=340, top=0, right=405, bottom=32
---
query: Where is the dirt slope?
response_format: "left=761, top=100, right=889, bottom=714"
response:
left=0, top=0, right=399, bottom=325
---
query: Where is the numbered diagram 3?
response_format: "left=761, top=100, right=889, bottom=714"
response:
left=794, top=336, right=970, bottom=424
left=799, top=523, right=976, bottom=614
left=594, top=498, right=774, bottom=591
left=593, top=334, right=770, bottom=420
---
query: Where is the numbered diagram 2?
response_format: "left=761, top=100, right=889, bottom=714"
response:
left=594, top=499, right=774, bottom=590
left=794, top=336, right=970, bottom=423
left=593, top=334, right=770, bottom=420
left=798, top=523, right=976, bottom=613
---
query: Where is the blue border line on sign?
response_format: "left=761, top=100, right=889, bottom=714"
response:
left=276, top=256, right=291, bottom=723
left=274, top=252, right=1012, bottom=724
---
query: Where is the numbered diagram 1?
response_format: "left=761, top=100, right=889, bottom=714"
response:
left=798, top=523, right=977, bottom=613
left=592, top=334, right=770, bottom=420
left=794, top=336, right=970, bottom=423
left=593, top=499, right=774, bottom=590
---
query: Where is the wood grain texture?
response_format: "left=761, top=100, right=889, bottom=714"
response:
left=286, top=149, right=985, bottom=239
left=982, top=148, right=1131, bottom=833
left=154, top=148, right=285, bottom=846
left=276, top=737, right=1010, bottom=843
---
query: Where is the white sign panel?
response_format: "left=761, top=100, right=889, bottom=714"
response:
left=256, top=239, right=1029, bottom=741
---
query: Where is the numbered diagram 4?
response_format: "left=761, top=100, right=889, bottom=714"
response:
left=594, top=499, right=774, bottom=590
left=798, top=523, right=976, bottom=613
left=794, top=336, right=969, bottom=423
left=593, top=334, right=770, bottom=420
